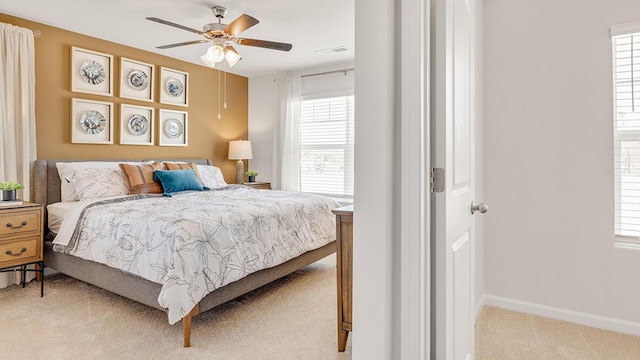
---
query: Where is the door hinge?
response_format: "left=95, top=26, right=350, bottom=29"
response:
left=431, top=168, right=445, bottom=192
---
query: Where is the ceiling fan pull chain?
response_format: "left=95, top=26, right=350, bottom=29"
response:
left=224, top=67, right=228, bottom=109
left=218, top=65, right=222, bottom=120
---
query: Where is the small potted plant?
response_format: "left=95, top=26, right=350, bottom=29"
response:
left=0, top=181, right=25, bottom=201
left=246, top=170, right=258, bottom=183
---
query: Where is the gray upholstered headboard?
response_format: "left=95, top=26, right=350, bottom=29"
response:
left=33, top=159, right=212, bottom=230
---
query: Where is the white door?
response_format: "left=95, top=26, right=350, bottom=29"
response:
left=432, top=0, right=476, bottom=358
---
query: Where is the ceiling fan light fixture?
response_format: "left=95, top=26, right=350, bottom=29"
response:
left=207, top=44, right=225, bottom=62
left=224, top=46, right=242, bottom=67
left=149, top=8, right=292, bottom=69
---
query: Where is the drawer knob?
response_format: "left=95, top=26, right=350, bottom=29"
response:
left=5, top=221, right=27, bottom=229
left=5, top=247, right=27, bottom=256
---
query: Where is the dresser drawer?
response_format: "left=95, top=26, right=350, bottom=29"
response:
left=0, top=209, right=41, bottom=237
left=0, top=235, right=41, bottom=267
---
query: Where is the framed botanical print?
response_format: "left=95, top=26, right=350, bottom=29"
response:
left=159, top=109, right=188, bottom=146
left=120, top=57, right=155, bottom=102
left=71, top=47, right=113, bottom=96
left=120, top=104, right=154, bottom=146
left=71, top=98, right=114, bottom=144
left=159, top=67, right=188, bottom=107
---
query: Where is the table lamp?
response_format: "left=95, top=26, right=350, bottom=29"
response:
left=228, top=140, right=253, bottom=184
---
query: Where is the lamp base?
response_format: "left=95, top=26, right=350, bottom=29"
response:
left=235, top=160, right=244, bottom=184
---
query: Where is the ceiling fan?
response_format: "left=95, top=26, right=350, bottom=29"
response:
left=146, top=6, right=293, bottom=68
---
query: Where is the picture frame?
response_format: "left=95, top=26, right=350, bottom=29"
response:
left=159, top=109, right=188, bottom=146
left=159, top=67, right=188, bottom=107
left=120, top=104, right=155, bottom=146
left=71, top=47, right=113, bottom=96
left=120, top=57, right=155, bottom=102
left=71, top=98, right=114, bottom=144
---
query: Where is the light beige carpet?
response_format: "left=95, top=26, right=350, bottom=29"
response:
left=0, top=256, right=352, bottom=360
left=12, top=261, right=638, bottom=360
left=476, top=306, right=640, bottom=360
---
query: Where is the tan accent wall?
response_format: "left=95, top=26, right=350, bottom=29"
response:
left=0, top=13, right=248, bottom=184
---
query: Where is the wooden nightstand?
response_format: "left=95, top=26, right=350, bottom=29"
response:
left=243, top=182, right=271, bottom=190
left=332, top=205, right=353, bottom=352
left=0, top=202, right=44, bottom=297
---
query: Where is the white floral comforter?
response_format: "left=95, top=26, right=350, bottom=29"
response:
left=52, top=186, right=339, bottom=324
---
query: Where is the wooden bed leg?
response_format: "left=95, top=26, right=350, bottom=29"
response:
left=338, top=329, right=349, bottom=352
left=183, top=303, right=200, bottom=347
left=35, top=263, right=42, bottom=282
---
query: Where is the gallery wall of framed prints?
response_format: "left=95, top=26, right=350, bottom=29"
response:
left=68, top=46, right=190, bottom=147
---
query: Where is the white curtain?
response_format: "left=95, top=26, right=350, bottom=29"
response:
left=273, top=77, right=301, bottom=191
left=0, top=23, right=37, bottom=288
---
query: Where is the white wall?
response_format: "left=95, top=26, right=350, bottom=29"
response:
left=247, top=75, right=278, bottom=184
left=484, top=0, right=640, bottom=327
left=248, top=61, right=355, bottom=189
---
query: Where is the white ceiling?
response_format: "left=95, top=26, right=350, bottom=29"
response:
left=0, top=0, right=354, bottom=78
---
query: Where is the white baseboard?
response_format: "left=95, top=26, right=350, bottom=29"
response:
left=484, top=294, right=640, bottom=337
left=474, top=295, right=486, bottom=324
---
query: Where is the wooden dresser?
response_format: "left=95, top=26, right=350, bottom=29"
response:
left=0, top=202, right=45, bottom=296
left=332, top=205, right=353, bottom=352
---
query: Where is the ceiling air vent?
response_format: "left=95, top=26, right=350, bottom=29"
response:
left=315, top=46, right=352, bottom=55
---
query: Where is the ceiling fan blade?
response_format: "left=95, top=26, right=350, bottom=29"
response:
left=156, top=40, right=209, bottom=49
left=235, top=38, right=293, bottom=51
left=146, top=17, right=203, bottom=35
left=224, top=14, right=259, bottom=36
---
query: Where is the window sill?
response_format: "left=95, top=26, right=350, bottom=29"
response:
left=614, top=236, right=640, bottom=250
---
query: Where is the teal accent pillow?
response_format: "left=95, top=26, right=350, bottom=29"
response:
left=152, top=169, right=204, bottom=196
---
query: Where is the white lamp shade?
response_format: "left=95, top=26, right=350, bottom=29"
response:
left=208, top=45, right=225, bottom=62
left=224, top=46, right=242, bottom=67
left=200, top=53, right=217, bottom=68
left=228, top=140, right=253, bottom=160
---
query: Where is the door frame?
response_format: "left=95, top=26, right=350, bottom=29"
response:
left=355, top=0, right=480, bottom=358
left=399, top=0, right=431, bottom=358
left=354, top=0, right=431, bottom=358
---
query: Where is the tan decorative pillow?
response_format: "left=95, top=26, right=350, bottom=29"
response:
left=119, top=162, right=164, bottom=194
left=162, top=162, right=204, bottom=183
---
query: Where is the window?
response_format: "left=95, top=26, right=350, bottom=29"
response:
left=300, top=95, right=354, bottom=198
left=613, top=26, right=640, bottom=241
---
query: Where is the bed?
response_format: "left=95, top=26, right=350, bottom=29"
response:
left=32, top=159, right=338, bottom=347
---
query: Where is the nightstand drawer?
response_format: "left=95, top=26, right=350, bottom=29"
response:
left=0, top=210, right=41, bottom=237
left=0, top=236, right=40, bottom=267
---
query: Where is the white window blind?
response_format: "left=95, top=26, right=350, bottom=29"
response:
left=613, top=32, right=640, bottom=240
left=300, top=95, right=354, bottom=198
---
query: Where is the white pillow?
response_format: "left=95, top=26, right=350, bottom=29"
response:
left=56, top=161, right=145, bottom=202
left=197, top=165, right=228, bottom=189
left=70, top=168, right=129, bottom=200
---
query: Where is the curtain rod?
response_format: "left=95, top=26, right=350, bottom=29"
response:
left=301, top=68, right=355, bottom=78
left=0, top=23, right=40, bottom=37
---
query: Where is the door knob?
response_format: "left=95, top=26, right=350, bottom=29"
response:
left=471, top=201, right=488, bottom=214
